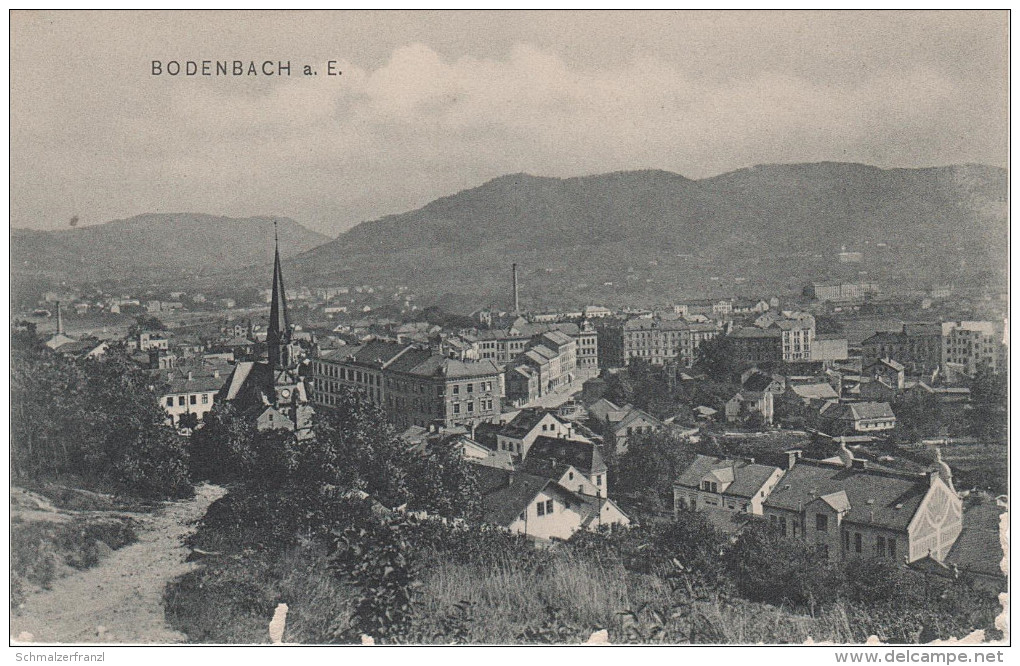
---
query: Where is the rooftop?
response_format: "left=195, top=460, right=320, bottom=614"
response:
left=763, top=459, right=930, bottom=531
left=675, top=455, right=782, bottom=499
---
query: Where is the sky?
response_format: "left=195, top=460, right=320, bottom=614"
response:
left=10, top=10, right=1009, bottom=236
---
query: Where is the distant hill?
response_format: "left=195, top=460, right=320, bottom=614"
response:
left=11, top=214, right=329, bottom=283
left=289, top=163, right=1008, bottom=310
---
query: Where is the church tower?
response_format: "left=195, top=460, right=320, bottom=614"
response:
left=267, top=222, right=291, bottom=371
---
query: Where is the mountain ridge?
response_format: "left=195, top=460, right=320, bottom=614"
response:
left=288, top=162, right=1007, bottom=309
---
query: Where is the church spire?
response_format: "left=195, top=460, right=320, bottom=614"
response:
left=267, top=221, right=290, bottom=370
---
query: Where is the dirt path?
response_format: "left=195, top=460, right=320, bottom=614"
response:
left=11, top=483, right=226, bottom=644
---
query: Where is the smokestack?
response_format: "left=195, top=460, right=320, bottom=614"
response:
left=56, top=301, right=64, bottom=336
left=512, top=263, right=520, bottom=314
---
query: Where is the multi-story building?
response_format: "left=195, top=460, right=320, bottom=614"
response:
left=941, top=320, right=1007, bottom=377
left=471, top=322, right=580, bottom=367
left=861, top=323, right=942, bottom=376
left=673, top=455, right=785, bottom=515
left=761, top=451, right=962, bottom=563
left=160, top=369, right=228, bottom=429
left=675, top=448, right=964, bottom=564
left=576, top=319, right=599, bottom=378
left=729, top=326, right=783, bottom=365
left=804, top=282, right=879, bottom=303
left=311, top=340, right=502, bottom=429
left=775, top=314, right=816, bottom=362
left=507, top=330, right=578, bottom=398
left=622, top=317, right=721, bottom=367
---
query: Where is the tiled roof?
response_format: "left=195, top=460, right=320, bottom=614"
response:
left=731, top=326, right=781, bottom=339
left=847, top=402, right=895, bottom=421
left=526, top=436, right=607, bottom=475
left=945, top=501, right=1005, bottom=578
left=501, top=409, right=557, bottom=438
left=764, top=459, right=929, bottom=531
left=480, top=471, right=583, bottom=527
left=615, top=407, right=663, bottom=432
left=164, top=372, right=229, bottom=394
left=675, top=455, right=781, bottom=499
left=789, top=383, right=839, bottom=400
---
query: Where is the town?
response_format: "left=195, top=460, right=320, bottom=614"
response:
left=14, top=230, right=1008, bottom=584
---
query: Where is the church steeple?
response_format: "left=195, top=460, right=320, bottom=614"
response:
left=267, top=222, right=290, bottom=370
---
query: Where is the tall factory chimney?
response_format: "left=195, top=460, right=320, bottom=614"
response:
left=512, top=263, right=520, bottom=314
left=56, top=301, right=64, bottom=336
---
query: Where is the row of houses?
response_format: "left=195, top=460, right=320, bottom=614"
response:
left=861, top=320, right=1007, bottom=379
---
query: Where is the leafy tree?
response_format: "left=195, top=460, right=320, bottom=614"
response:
left=693, top=335, right=737, bottom=381
left=724, top=521, right=841, bottom=608
left=403, top=439, right=483, bottom=521
left=294, top=391, right=409, bottom=508
left=10, top=343, right=191, bottom=499
left=615, top=430, right=697, bottom=514
left=128, top=314, right=166, bottom=335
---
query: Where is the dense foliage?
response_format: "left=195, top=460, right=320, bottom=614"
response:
left=10, top=332, right=191, bottom=499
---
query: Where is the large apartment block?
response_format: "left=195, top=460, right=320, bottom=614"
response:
left=861, top=323, right=942, bottom=376
left=804, top=282, right=879, bottom=303
left=941, top=320, right=1007, bottom=376
left=311, top=340, right=503, bottom=429
left=622, top=317, right=721, bottom=367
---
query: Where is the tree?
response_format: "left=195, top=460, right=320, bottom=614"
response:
left=294, top=391, right=409, bottom=507
left=615, top=430, right=697, bottom=515
left=403, top=439, right=483, bottom=521
left=10, top=343, right=191, bottom=499
left=693, top=335, right=737, bottom=380
left=128, top=314, right=165, bottom=335
left=724, top=521, right=841, bottom=608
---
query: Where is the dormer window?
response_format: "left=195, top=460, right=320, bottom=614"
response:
left=702, top=481, right=718, bottom=493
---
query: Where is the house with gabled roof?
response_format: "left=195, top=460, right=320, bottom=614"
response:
left=761, top=446, right=962, bottom=563
left=825, top=401, right=896, bottom=434
left=725, top=390, right=774, bottom=425
left=673, top=455, right=785, bottom=517
left=495, top=408, right=586, bottom=459
left=477, top=467, right=629, bottom=541
left=586, top=398, right=664, bottom=454
left=525, top=435, right=609, bottom=496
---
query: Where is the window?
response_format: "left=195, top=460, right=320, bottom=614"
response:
left=537, top=501, right=545, bottom=516
left=596, top=475, right=602, bottom=486
left=545, top=499, right=554, bottom=514
left=467, top=402, right=474, bottom=413
left=816, top=514, right=828, bottom=532
left=542, top=424, right=548, bottom=432
left=189, top=395, right=197, bottom=405
left=453, top=403, right=461, bottom=414
left=888, top=538, right=897, bottom=559
left=843, top=531, right=850, bottom=551
left=178, top=396, right=185, bottom=406
left=701, top=481, right=717, bottom=493
left=876, top=536, right=886, bottom=556
left=452, top=385, right=460, bottom=395
left=467, top=383, right=473, bottom=393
